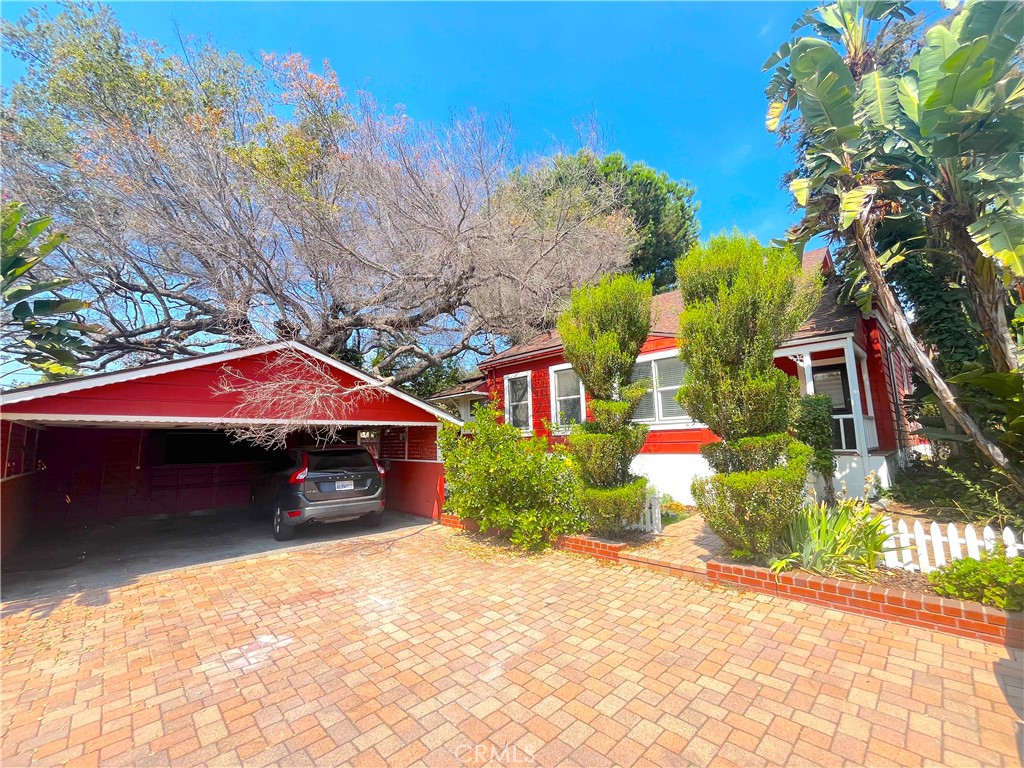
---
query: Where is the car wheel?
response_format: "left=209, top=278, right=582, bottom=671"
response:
left=360, top=510, right=384, bottom=528
left=273, top=506, right=295, bottom=541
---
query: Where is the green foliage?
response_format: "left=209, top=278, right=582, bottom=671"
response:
left=700, top=433, right=795, bottom=475
left=579, top=478, right=649, bottom=537
left=692, top=441, right=813, bottom=559
left=770, top=498, right=888, bottom=578
left=558, top=274, right=653, bottom=402
left=1, top=202, right=96, bottom=379
left=553, top=151, right=700, bottom=289
left=676, top=232, right=822, bottom=443
left=929, top=548, right=1024, bottom=611
left=559, top=274, right=653, bottom=533
left=885, top=454, right=1023, bottom=529
left=794, top=395, right=838, bottom=502
left=438, top=404, right=583, bottom=550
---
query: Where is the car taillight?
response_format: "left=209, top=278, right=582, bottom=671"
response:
left=289, top=453, right=308, bottom=485
left=374, top=461, right=386, bottom=478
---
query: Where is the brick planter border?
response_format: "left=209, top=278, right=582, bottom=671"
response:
left=438, top=513, right=1020, bottom=646
left=707, top=559, right=1022, bottom=647
left=439, top=513, right=626, bottom=561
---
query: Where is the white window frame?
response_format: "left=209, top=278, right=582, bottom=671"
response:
left=548, top=363, right=587, bottom=432
left=631, top=350, right=698, bottom=429
left=504, top=371, right=533, bottom=434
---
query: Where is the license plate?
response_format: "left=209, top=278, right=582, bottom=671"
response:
left=335, top=480, right=354, bottom=491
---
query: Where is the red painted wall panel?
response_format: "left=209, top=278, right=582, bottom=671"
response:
left=9, top=351, right=442, bottom=424
left=384, top=460, right=443, bottom=519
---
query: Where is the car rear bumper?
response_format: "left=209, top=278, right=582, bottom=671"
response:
left=279, top=490, right=384, bottom=525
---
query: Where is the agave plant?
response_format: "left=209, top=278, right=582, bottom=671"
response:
left=764, top=0, right=1024, bottom=494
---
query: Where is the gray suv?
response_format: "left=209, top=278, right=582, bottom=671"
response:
left=252, top=445, right=386, bottom=540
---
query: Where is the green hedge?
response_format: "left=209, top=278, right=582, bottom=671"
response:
left=692, top=441, right=812, bottom=557
left=700, top=433, right=794, bottom=474
left=579, top=478, right=648, bottom=536
left=438, top=405, right=584, bottom=550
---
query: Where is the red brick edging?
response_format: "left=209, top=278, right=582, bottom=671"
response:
left=706, top=559, right=1023, bottom=647
left=439, top=513, right=627, bottom=561
left=438, top=513, right=1021, bottom=647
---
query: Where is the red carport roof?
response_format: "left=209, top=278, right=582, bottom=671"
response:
left=1, top=341, right=461, bottom=428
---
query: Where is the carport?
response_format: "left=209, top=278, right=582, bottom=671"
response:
left=1, top=342, right=460, bottom=560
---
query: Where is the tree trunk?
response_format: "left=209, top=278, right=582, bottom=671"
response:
left=948, top=222, right=1018, bottom=374
left=853, top=223, right=1024, bottom=497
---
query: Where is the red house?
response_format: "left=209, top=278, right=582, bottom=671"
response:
left=453, top=249, right=919, bottom=503
left=0, top=342, right=459, bottom=556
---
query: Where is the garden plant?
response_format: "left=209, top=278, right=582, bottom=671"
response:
left=677, top=232, right=820, bottom=559
left=794, top=394, right=838, bottom=506
left=557, top=274, right=653, bottom=535
left=438, top=404, right=584, bottom=550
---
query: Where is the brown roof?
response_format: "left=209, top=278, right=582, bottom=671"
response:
left=429, top=374, right=488, bottom=401
left=788, top=280, right=859, bottom=341
left=479, top=248, right=846, bottom=369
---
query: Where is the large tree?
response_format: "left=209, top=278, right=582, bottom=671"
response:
left=1, top=4, right=635, bottom=389
left=550, top=151, right=700, bottom=290
left=764, top=0, right=1024, bottom=493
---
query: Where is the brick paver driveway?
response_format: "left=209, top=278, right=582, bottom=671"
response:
left=2, top=524, right=1021, bottom=767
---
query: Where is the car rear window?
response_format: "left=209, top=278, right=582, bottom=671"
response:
left=307, top=449, right=375, bottom=471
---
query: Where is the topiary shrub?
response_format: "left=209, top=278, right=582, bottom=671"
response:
left=794, top=394, right=837, bottom=505
left=676, top=233, right=821, bottom=558
left=929, top=548, right=1024, bottom=611
left=558, top=274, right=654, bottom=534
left=438, top=404, right=584, bottom=550
left=692, top=440, right=812, bottom=558
left=701, top=433, right=795, bottom=474
left=579, top=478, right=649, bottom=536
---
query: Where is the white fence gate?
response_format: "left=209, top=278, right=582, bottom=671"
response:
left=628, top=493, right=663, bottom=534
left=881, top=517, right=1021, bottom=573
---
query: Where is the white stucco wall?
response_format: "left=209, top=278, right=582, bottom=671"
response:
left=630, top=453, right=712, bottom=505
left=633, top=451, right=899, bottom=505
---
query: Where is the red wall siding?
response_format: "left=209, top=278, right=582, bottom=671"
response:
left=384, top=461, right=443, bottom=519
left=8, top=350, right=442, bottom=424
left=407, top=426, right=439, bottom=460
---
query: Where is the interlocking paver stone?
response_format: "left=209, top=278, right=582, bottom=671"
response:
left=1, top=524, right=1021, bottom=767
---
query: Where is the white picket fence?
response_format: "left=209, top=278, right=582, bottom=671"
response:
left=881, top=517, right=1021, bottom=573
left=628, top=492, right=663, bottom=534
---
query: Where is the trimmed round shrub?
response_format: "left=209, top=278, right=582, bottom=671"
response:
left=692, top=441, right=812, bottom=557
left=700, top=433, right=795, bottom=474
left=580, top=477, right=648, bottom=536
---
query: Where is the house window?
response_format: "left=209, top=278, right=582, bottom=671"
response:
left=504, top=372, right=532, bottom=432
left=631, top=356, right=689, bottom=424
left=812, top=365, right=857, bottom=450
left=551, top=366, right=585, bottom=428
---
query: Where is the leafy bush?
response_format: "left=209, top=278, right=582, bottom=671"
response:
left=770, top=498, right=887, bottom=577
left=692, top=441, right=812, bottom=558
left=559, top=274, right=653, bottom=533
left=701, top=433, right=795, bottom=474
left=793, top=394, right=837, bottom=504
left=439, top=404, right=584, bottom=550
left=580, top=478, right=649, bottom=536
left=929, top=549, right=1024, bottom=611
left=676, top=232, right=821, bottom=443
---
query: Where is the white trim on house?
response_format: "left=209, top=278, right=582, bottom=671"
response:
left=1, top=341, right=461, bottom=426
left=548, top=362, right=587, bottom=432
left=503, top=370, right=533, bottom=434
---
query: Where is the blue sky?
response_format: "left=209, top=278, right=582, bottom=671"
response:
left=2, top=1, right=807, bottom=242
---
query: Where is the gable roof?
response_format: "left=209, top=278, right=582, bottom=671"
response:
left=479, top=247, right=850, bottom=370
left=429, top=374, right=488, bottom=402
left=2, top=341, right=461, bottom=426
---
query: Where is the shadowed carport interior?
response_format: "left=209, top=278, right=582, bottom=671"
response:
left=1, top=342, right=458, bottom=565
